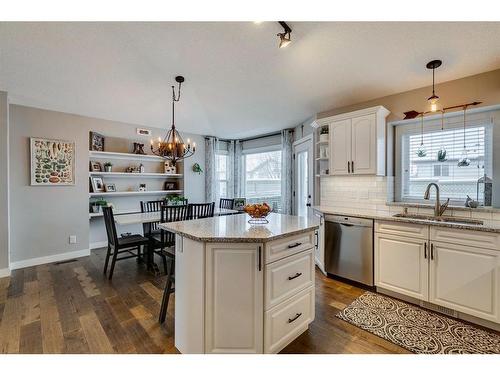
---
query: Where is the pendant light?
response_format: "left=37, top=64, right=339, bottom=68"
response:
left=437, top=110, right=447, bottom=162
left=150, top=76, right=196, bottom=165
left=277, top=21, right=292, bottom=48
left=416, top=114, right=427, bottom=158
left=457, top=106, right=470, bottom=167
left=426, top=60, right=442, bottom=112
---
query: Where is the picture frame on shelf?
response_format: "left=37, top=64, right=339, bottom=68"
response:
left=90, top=176, right=105, bottom=192
left=89, top=132, right=105, bottom=152
left=90, top=161, right=102, bottom=172
left=104, top=183, right=116, bottom=192
left=164, top=160, right=177, bottom=174
left=164, top=181, right=177, bottom=191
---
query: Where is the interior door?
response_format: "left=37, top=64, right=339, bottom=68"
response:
left=330, top=119, right=351, bottom=175
left=293, top=137, right=313, bottom=216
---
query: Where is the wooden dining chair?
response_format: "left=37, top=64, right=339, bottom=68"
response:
left=219, top=198, right=235, bottom=210
left=188, top=202, right=215, bottom=220
left=153, top=204, right=189, bottom=324
left=102, top=206, right=150, bottom=280
left=140, top=200, right=164, bottom=237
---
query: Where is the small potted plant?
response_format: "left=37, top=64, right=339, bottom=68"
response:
left=166, top=195, right=186, bottom=206
left=92, top=198, right=108, bottom=213
left=104, top=162, right=113, bottom=172
left=320, top=126, right=329, bottom=142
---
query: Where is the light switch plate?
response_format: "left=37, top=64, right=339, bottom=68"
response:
left=69, top=235, right=77, bottom=244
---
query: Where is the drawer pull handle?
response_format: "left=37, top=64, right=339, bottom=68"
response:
left=288, top=272, right=302, bottom=280
left=288, top=313, right=302, bottom=323
left=288, top=242, right=302, bottom=249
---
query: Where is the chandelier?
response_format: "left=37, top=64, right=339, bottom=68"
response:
left=150, top=75, right=195, bottom=165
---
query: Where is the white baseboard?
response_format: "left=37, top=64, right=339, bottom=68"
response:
left=90, top=241, right=107, bottom=250
left=0, top=267, right=11, bottom=278
left=10, top=248, right=91, bottom=270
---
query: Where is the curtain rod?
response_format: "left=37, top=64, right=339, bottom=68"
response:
left=205, top=129, right=293, bottom=143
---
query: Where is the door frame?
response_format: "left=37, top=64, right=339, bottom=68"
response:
left=292, top=134, right=313, bottom=216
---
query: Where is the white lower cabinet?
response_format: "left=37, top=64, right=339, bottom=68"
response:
left=429, top=241, right=500, bottom=322
left=205, top=243, right=263, bottom=354
left=375, top=221, right=500, bottom=324
left=314, top=212, right=326, bottom=274
left=375, top=232, right=428, bottom=300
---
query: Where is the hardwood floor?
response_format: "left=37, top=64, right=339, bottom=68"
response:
left=0, top=248, right=409, bottom=354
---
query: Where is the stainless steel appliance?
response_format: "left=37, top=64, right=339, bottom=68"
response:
left=324, top=215, right=374, bottom=286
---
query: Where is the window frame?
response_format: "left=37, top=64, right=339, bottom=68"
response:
left=241, top=144, right=283, bottom=202
left=394, top=109, right=495, bottom=205
left=215, top=150, right=229, bottom=199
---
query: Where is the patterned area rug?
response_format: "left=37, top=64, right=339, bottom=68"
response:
left=336, top=292, right=500, bottom=354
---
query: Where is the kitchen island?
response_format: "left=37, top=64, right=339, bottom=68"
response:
left=160, top=213, right=319, bottom=354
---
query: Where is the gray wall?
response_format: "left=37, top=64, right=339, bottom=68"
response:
left=9, top=104, right=205, bottom=263
left=0, top=92, right=9, bottom=272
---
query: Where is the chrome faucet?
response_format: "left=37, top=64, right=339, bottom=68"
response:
left=424, top=183, right=450, bottom=217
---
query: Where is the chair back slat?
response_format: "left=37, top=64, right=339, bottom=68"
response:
left=219, top=198, right=235, bottom=210
left=102, top=206, right=119, bottom=247
left=141, top=200, right=164, bottom=234
left=188, top=202, right=215, bottom=220
left=160, top=205, right=189, bottom=244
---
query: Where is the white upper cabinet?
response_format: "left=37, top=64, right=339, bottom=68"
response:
left=314, top=106, right=389, bottom=176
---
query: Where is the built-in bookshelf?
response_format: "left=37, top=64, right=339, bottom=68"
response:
left=88, top=134, right=185, bottom=220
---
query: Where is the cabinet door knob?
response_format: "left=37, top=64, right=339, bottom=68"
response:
left=288, top=313, right=302, bottom=323
left=288, top=272, right=302, bottom=281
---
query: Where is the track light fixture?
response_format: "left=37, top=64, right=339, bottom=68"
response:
left=277, top=21, right=292, bottom=48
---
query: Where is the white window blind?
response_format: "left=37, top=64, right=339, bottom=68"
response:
left=396, top=111, right=493, bottom=204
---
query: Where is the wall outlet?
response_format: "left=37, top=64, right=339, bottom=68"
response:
left=69, top=235, right=77, bottom=244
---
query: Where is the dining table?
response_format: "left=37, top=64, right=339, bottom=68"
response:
left=114, top=207, right=241, bottom=274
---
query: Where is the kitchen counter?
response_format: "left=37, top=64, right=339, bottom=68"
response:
left=162, top=212, right=318, bottom=354
left=312, top=205, right=500, bottom=233
left=159, top=212, right=319, bottom=243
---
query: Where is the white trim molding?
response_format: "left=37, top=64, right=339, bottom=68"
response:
left=9, top=248, right=90, bottom=270
left=311, top=105, right=390, bottom=128
left=0, top=267, right=11, bottom=278
left=90, top=241, right=108, bottom=250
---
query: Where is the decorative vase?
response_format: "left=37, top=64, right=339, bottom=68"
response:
left=104, top=165, right=112, bottom=172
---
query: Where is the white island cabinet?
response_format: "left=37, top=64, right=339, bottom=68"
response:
left=160, top=213, right=319, bottom=354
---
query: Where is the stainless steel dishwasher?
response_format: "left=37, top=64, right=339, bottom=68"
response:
left=324, top=215, right=374, bottom=286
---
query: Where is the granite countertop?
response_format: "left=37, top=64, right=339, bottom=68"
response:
left=312, top=206, right=500, bottom=233
left=159, top=212, right=320, bottom=243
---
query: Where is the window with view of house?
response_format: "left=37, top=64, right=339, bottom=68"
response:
left=396, top=111, right=493, bottom=205
left=216, top=151, right=229, bottom=198
left=242, top=148, right=282, bottom=210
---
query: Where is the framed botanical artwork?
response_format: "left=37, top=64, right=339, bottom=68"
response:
left=90, top=176, right=105, bottom=192
left=89, top=131, right=105, bottom=151
left=30, top=138, right=75, bottom=186
left=104, top=183, right=116, bottom=192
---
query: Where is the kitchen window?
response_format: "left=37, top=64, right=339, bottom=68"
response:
left=395, top=110, right=493, bottom=205
left=242, top=147, right=282, bottom=210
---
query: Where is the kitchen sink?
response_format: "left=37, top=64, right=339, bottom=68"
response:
left=393, top=213, right=484, bottom=226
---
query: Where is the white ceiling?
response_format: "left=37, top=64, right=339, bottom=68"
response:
left=1, top=22, right=499, bottom=138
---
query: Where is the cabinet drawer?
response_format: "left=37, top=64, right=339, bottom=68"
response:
left=264, top=231, right=314, bottom=264
left=430, top=227, right=500, bottom=251
left=264, top=286, right=314, bottom=354
left=265, top=249, right=314, bottom=309
left=375, top=220, right=428, bottom=239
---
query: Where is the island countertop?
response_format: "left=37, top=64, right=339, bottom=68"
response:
left=159, top=212, right=319, bottom=243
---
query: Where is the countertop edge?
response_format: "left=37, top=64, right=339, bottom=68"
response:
left=312, top=206, right=500, bottom=233
left=162, top=225, right=319, bottom=243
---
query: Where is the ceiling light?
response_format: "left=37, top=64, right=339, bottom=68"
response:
left=426, top=59, right=442, bottom=112
left=277, top=21, right=292, bottom=48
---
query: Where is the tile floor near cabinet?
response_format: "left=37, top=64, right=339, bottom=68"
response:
left=0, top=248, right=409, bottom=354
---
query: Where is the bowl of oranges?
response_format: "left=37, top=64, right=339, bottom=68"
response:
left=243, top=203, right=271, bottom=224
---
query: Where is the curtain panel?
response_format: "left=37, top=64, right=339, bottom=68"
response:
left=281, top=129, right=294, bottom=214
left=205, top=136, right=219, bottom=203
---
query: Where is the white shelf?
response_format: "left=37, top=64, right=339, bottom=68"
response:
left=315, top=174, right=330, bottom=178
left=316, top=140, right=329, bottom=145
left=315, top=157, right=329, bottom=161
left=89, top=151, right=165, bottom=162
left=89, top=172, right=183, bottom=178
left=89, top=208, right=140, bottom=219
left=89, top=190, right=183, bottom=198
